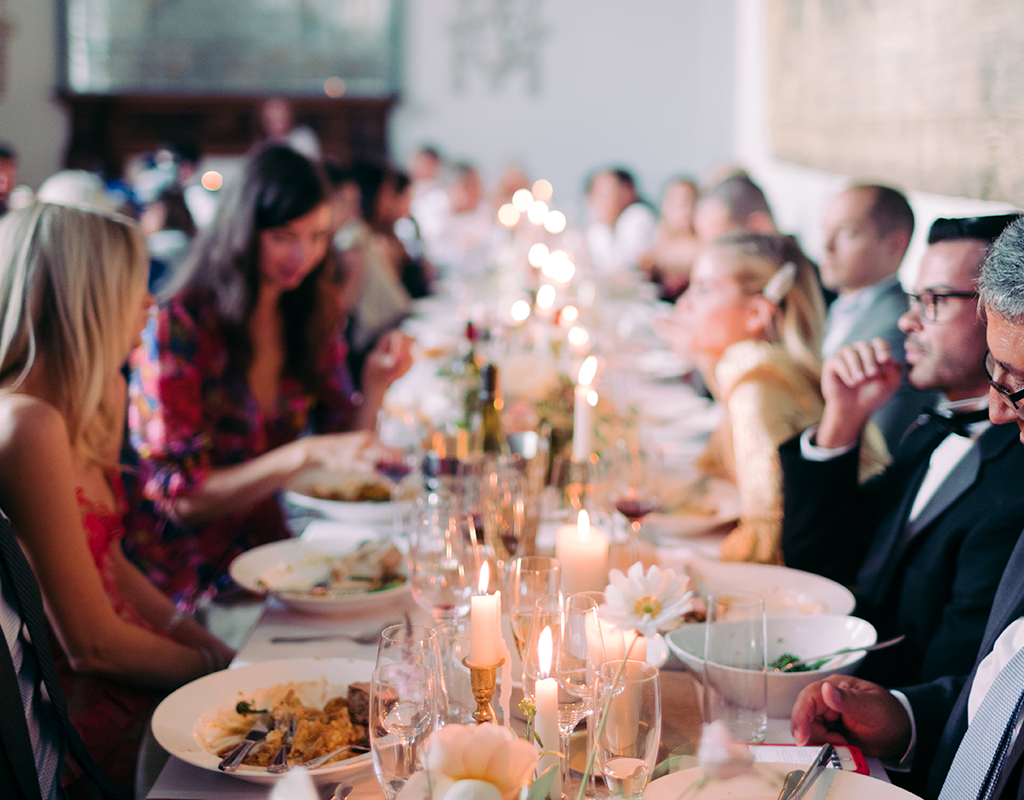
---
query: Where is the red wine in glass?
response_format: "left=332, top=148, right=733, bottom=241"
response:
left=615, top=497, right=660, bottom=524
left=376, top=459, right=413, bottom=483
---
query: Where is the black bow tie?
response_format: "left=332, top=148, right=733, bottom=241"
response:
left=924, top=407, right=990, bottom=437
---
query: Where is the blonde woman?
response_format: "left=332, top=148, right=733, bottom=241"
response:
left=671, top=231, right=887, bottom=563
left=0, top=204, right=234, bottom=794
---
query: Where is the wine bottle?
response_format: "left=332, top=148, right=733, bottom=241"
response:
left=476, top=363, right=511, bottom=456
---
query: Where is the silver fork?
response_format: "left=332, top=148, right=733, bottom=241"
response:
left=270, top=621, right=393, bottom=645
left=266, top=713, right=296, bottom=774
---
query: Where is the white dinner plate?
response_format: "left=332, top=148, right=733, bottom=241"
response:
left=642, top=763, right=919, bottom=799
left=151, top=657, right=375, bottom=786
left=645, top=478, right=741, bottom=539
left=684, top=558, right=856, bottom=617
left=229, top=538, right=409, bottom=616
left=282, top=490, right=412, bottom=526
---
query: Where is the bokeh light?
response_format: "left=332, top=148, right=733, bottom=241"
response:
left=527, top=200, right=549, bottom=225
left=543, top=210, right=567, bottom=234
left=497, top=203, right=521, bottom=227
left=201, top=171, right=223, bottom=191
left=528, top=242, right=550, bottom=267
left=536, top=283, right=556, bottom=310
left=512, top=189, right=534, bottom=211
left=324, top=77, right=346, bottom=97
left=510, top=299, right=531, bottom=322
left=532, top=179, right=553, bottom=202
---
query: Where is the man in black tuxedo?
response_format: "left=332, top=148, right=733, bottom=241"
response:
left=791, top=216, right=1024, bottom=799
left=0, top=509, right=123, bottom=800
left=781, top=213, right=1024, bottom=688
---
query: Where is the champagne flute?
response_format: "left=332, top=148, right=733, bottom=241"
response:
left=507, top=556, right=561, bottom=660
left=409, top=493, right=482, bottom=637
left=370, top=663, right=438, bottom=800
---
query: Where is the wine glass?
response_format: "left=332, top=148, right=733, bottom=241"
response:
left=507, top=556, right=561, bottom=660
left=370, top=662, right=439, bottom=800
left=375, top=409, right=425, bottom=485
left=524, top=594, right=606, bottom=797
left=608, top=438, right=662, bottom=556
left=408, top=493, right=482, bottom=636
left=593, top=660, right=662, bottom=800
left=481, top=460, right=527, bottom=571
left=376, top=623, right=446, bottom=726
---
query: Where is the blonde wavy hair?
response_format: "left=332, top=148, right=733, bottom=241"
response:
left=710, top=231, right=826, bottom=383
left=0, top=203, right=149, bottom=464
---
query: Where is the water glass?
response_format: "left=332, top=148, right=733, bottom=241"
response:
left=370, top=663, right=439, bottom=799
left=481, top=462, right=527, bottom=569
left=594, top=660, right=662, bottom=800
left=376, top=623, right=445, bottom=726
left=436, top=634, right=476, bottom=724
left=702, top=591, right=767, bottom=743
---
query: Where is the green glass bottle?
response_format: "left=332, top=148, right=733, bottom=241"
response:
left=477, top=363, right=511, bottom=456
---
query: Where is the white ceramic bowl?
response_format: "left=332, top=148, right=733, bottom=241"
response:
left=665, top=614, right=877, bottom=717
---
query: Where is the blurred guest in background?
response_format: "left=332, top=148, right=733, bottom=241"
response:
left=0, top=141, right=17, bottom=217
left=126, top=145, right=410, bottom=608
left=640, top=175, right=702, bottom=300
left=692, top=173, right=777, bottom=241
left=0, top=204, right=233, bottom=794
left=36, top=170, right=115, bottom=213
left=782, top=213, right=1024, bottom=688
left=139, top=185, right=197, bottom=295
left=584, top=167, right=658, bottom=276
left=672, top=231, right=879, bottom=564
left=819, top=184, right=936, bottom=451
left=420, top=161, right=497, bottom=281
left=259, top=97, right=321, bottom=160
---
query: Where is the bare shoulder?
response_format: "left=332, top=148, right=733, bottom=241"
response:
left=0, top=393, right=72, bottom=465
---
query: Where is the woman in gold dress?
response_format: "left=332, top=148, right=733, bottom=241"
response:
left=672, top=231, right=886, bottom=563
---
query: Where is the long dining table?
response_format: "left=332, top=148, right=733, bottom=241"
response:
left=145, top=286, right=892, bottom=799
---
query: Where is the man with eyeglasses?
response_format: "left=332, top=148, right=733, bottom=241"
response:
left=780, top=213, right=1024, bottom=692
left=791, top=215, right=1024, bottom=800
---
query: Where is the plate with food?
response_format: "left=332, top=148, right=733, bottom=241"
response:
left=151, top=657, right=375, bottom=785
left=282, top=469, right=414, bottom=526
left=229, top=537, right=409, bottom=615
left=644, top=476, right=741, bottom=539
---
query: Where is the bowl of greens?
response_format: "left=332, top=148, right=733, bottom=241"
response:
left=666, top=614, right=877, bottom=717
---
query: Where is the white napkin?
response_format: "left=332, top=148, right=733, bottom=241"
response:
left=300, top=521, right=381, bottom=554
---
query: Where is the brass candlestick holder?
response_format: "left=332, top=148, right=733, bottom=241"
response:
left=463, top=657, right=505, bottom=723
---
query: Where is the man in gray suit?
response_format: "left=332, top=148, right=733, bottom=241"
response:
left=821, top=183, right=937, bottom=450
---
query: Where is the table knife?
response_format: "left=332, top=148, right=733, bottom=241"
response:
left=786, top=743, right=834, bottom=800
left=218, top=715, right=270, bottom=772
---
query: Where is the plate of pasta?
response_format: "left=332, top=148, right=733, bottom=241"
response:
left=151, top=658, right=375, bottom=785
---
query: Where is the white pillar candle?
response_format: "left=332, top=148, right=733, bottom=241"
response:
left=469, top=562, right=502, bottom=667
left=534, top=626, right=561, bottom=800
left=556, top=510, right=609, bottom=595
left=572, top=356, right=598, bottom=461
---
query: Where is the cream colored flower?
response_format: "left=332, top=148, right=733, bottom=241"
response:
left=396, top=723, right=540, bottom=800
left=601, top=562, right=693, bottom=638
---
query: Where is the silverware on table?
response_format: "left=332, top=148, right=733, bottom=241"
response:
left=266, top=712, right=296, bottom=774
left=785, top=743, right=834, bottom=800
left=777, top=768, right=805, bottom=800
left=218, top=714, right=271, bottom=772
left=779, top=635, right=906, bottom=672
left=333, top=784, right=354, bottom=800
left=304, top=744, right=370, bottom=769
left=270, top=622, right=392, bottom=645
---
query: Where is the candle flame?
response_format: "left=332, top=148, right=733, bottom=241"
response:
left=578, top=355, right=597, bottom=386
left=510, top=299, right=531, bottom=322
left=578, top=509, right=590, bottom=538
left=587, top=389, right=599, bottom=407
left=478, top=561, right=491, bottom=594
left=536, top=284, right=556, bottom=310
left=538, top=626, right=553, bottom=678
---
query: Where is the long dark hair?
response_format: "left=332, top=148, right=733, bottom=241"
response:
left=170, top=144, right=337, bottom=389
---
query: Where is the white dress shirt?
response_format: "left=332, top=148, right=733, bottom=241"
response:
left=585, top=202, right=658, bottom=275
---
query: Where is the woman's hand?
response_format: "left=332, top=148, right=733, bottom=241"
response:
left=298, top=431, right=385, bottom=474
left=363, top=330, right=414, bottom=394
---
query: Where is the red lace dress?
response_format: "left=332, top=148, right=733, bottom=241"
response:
left=52, top=473, right=171, bottom=794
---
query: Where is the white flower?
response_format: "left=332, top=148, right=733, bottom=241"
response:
left=698, top=721, right=755, bottom=780
left=600, top=562, right=694, bottom=638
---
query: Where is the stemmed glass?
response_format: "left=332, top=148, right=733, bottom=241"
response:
left=376, top=623, right=446, bottom=728
left=524, top=594, right=606, bottom=797
left=481, top=461, right=527, bottom=571
left=370, top=662, right=439, bottom=800
left=608, top=438, right=662, bottom=553
left=375, top=409, right=425, bottom=485
left=409, top=493, right=483, bottom=637
left=507, top=556, right=561, bottom=660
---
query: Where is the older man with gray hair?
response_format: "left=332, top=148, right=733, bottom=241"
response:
left=789, top=217, right=1024, bottom=800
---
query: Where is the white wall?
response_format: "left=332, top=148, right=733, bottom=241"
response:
left=733, top=0, right=1019, bottom=287
left=391, top=0, right=736, bottom=224
left=0, top=0, right=68, bottom=189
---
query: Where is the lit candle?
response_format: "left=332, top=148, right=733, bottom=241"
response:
left=572, top=356, right=598, bottom=461
left=469, top=563, right=502, bottom=667
left=534, top=626, right=561, bottom=800
left=556, top=510, right=609, bottom=594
